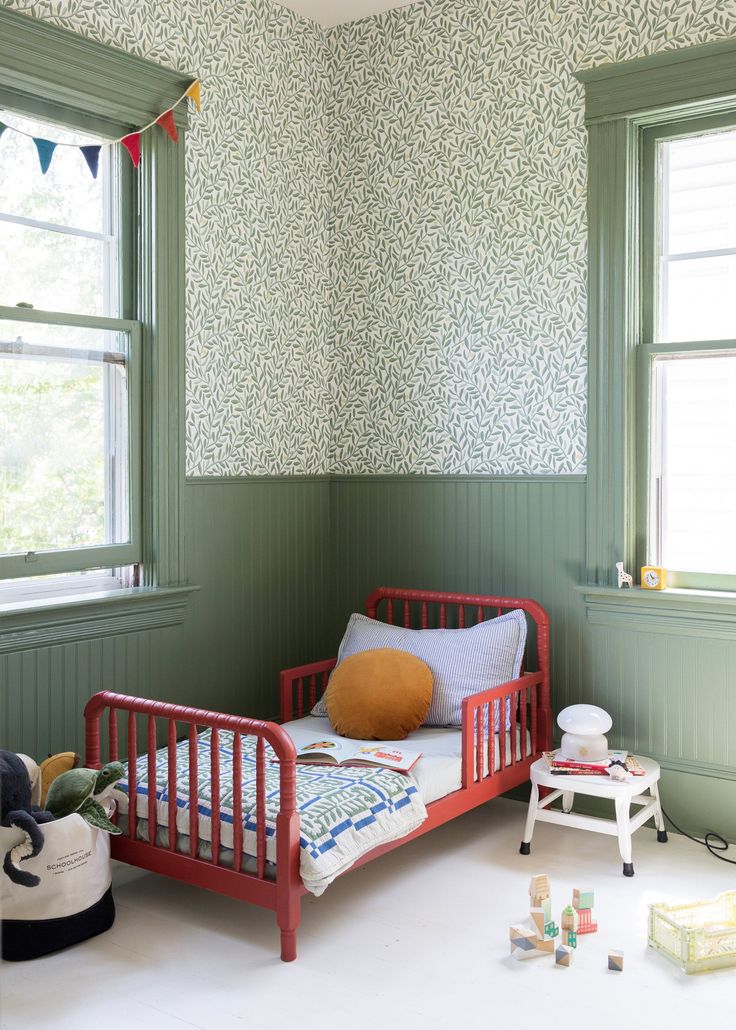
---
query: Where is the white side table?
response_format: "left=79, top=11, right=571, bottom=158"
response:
left=519, top=756, right=667, bottom=876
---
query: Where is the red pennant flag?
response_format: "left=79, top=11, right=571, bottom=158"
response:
left=120, top=132, right=141, bottom=168
left=156, top=109, right=178, bottom=144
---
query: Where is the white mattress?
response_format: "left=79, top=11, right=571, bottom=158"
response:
left=282, top=717, right=531, bottom=806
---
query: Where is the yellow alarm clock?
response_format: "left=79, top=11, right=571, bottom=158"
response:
left=641, top=565, right=667, bottom=590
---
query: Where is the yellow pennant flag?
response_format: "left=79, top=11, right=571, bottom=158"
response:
left=185, top=80, right=201, bottom=112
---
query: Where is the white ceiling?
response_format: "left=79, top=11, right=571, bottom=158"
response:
left=276, top=0, right=423, bottom=28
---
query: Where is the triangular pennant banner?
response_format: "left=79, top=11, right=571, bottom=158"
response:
left=156, top=109, right=178, bottom=144
left=80, top=145, right=101, bottom=179
left=120, top=132, right=141, bottom=168
left=185, top=80, right=201, bottom=112
left=33, top=137, right=57, bottom=175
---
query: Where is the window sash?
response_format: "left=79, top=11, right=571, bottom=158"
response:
left=637, top=338, right=736, bottom=589
left=0, top=304, right=141, bottom=580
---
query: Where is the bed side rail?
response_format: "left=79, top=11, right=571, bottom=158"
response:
left=280, top=658, right=337, bottom=722
left=83, top=691, right=299, bottom=889
left=460, top=671, right=547, bottom=789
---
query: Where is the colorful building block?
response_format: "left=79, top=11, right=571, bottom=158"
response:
left=573, top=888, right=594, bottom=910
left=555, top=944, right=574, bottom=967
left=509, top=925, right=555, bottom=959
left=530, top=907, right=557, bottom=939
left=561, top=905, right=578, bottom=932
left=577, top=908, right=598, bottom=934
left=529, top=874, right=551, bottom=908
left=608, top=949, right=624, bottom=972
left=561, top=929, right=577, bottom=948
left=544, top=921, right=559, bottom=938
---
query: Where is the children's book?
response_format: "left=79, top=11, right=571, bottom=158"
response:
left=294, top=734, right=421, bottom=772
left=543, top=750, right=645, bottom=776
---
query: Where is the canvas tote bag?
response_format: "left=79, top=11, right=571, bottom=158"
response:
left=0, top=810, right=115, bottom=960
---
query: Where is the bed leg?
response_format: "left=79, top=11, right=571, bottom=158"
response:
left=280, top=928, right=297, bottom=962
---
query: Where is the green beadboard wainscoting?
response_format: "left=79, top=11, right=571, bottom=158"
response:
left=330, top=475, right=736, bottom=842
left=1, top=479, right=332, bottom=759
left=3, top=474, right=736, bottom=842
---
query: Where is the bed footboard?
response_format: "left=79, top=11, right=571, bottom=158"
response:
left=461, top=671, right=550, bottom=791
left=84, top=691, right=303, bottom=961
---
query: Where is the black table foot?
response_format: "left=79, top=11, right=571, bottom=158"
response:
left=519, top=841, right=531, bottom=855
left=623, top=862, right=634, bottom=877
left=657, top=830, right=668, bottom=843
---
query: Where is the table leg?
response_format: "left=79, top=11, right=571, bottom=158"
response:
left=615, top=795, right=634, bottom=876
left=520, top=781, right=539, bottom=855
left=651, top=780, right=668, bottom=843
left=562, top=790, right=574, bottom=814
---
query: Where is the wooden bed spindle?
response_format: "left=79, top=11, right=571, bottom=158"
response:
left=210, top=727, right=220, bottom=865
left=167, top=720, right=177, bottom=852
left=256, top=737, right=266, bottom=879
left=147, top=716, right=157, bottom=845
left=233, top=733, right=243, bottom=873
left=108, top=708, right=118, bottom=763
left=127, top=711, right=137, bottom=842
left=188, top=723, right=198, bottom=858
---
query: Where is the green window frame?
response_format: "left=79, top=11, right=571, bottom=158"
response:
left=0, top=9, right=194, bottom=645
left=576, top=38, right=736, bottom=597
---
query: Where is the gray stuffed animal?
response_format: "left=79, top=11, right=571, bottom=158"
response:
left=1, top=750, right=55, bottom=887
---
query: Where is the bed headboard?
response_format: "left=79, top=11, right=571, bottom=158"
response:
left=365, top=587, right=549, bottom=678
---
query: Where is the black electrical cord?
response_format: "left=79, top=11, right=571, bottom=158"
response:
left=661, top=806, right=736, bottom=865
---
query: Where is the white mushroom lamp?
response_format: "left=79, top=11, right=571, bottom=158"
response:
left=557, top=704, right=612, bottom=762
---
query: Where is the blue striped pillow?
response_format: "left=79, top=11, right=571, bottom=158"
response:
left=311, top=610, right=527, bottom=730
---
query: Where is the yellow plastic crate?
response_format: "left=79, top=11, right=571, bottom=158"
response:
left=648, top=891, right=736, bottom=973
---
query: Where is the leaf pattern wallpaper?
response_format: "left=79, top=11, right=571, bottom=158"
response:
left=5, top=0, right=333, bottom=476
left=6, top=0, right=736, bottom=475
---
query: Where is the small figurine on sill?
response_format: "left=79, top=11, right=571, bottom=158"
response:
left=616, top=562, right=633, bottom=589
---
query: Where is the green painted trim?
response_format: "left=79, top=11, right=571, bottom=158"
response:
left=331, top=474, right=587, bottom=484
left=579, top=585, right=736, bottom=638
left=653, top=754, right=736, bottom=783
left=575, top=36, right=736, bottom=122
left=185, top=476, right=333, bottom=485
left=0, top=8, right=191, bottom=130
left=585, top=117, right=638, bottom=586
left=0, top=585, right=198, bottom=655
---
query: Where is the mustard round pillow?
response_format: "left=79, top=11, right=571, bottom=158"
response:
left=325, top=648, right=433, bottom=740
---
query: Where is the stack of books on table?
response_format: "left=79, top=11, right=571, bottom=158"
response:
left=542, top=750, right=645, bottom=776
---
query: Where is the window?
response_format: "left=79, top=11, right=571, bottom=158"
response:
left=577, top=38, right=736, bottom=599
left=0, top=109, right=139, bottom=598
left=0, top=7, right=190, bottom=641
left=640, top=115, right=736, bottom=588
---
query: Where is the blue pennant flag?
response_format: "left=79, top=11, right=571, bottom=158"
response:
left=33, top=137, right=57, bottom=174
left=80, top=145, right=101, bottom=178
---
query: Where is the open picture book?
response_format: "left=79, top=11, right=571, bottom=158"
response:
left=294, top=733, right=421, bottom=772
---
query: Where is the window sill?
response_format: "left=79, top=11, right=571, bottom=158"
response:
left=578, top=585, right=736, bottom=638
left=0, top=585, right=199, bottom=655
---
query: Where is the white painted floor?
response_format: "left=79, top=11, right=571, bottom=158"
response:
left=1, top=797, right=734, bottom=1029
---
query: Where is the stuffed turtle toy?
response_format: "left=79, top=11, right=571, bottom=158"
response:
left=45, top=762, right=124, bottom=834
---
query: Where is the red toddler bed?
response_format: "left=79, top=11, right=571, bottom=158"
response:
left=84, top=587, right=551, bottom=961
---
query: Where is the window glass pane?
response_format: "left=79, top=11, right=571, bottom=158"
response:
left=0, top=110, right=116, bottom=316
left=664, top=254, right=736, bottom=343
left=659, top=128, right=736, bottom=342
left=654, top=352, right=736, bottom=574
left=0, top=321, right=130, bottom=557
left=0, top=220, right=107, bottom=315
left=666, top=129, right=736, bottom=255
left=0, top=111, right=106, bottom=232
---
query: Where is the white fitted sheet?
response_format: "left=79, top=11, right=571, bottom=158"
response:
left=282, top=717, right=532, bottom=806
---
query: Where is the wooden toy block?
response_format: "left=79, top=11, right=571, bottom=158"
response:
left=573, top=888, right=594, bottom=910
left=544, top=921, right=559, bottom=938
left=561, top=929, right=577, bottom=948
left=540, top=897, right=552, bottom=923
left=530, top=907, right=547, bottom=939
left=561, top=905, right=578, bottom=932
left=555, top=944, right=574, bottom=967
left=608, top=949, right=624, bottom=972
left=577, top=908, right=598, bottom=934
left=529, top=874, right=551, bottom=907
left=509, top=925, right=554, bottom=959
